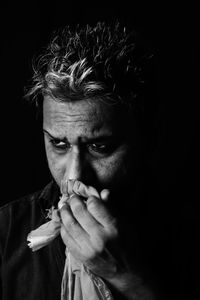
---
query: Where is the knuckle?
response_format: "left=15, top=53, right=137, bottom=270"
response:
left=71, top=201, right=85, bottom=216
left=87, top=196, right=99, bottom=211
left=87, top=248, right=97, bottom=259
left=61, top=212, right=76, bottom=229
left=67, top=218, right=77, bottom=229
left=86, top=245, right=103, bottom=260
left=95, top=240, right=105, bottom=254
left=79, top=242, right=97, bottom=261
left=109, top=226, right=118, bottom=239
left=69, top=194, right=86, bottom=216
left=91, top=232, right=106, bottom=252
left=105, top=222, right=119, bottom=239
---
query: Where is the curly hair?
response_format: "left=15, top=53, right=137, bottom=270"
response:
left=25, top=21, right=154, bottom=108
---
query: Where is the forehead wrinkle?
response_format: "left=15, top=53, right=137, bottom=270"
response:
left=43, top=96, right=114, bottom=139
left=45, top=114, right=107, bottom=139
left=49, top=107, right=100, bottom=122
left=46, top=120, right=111, bottom=141
left=46, top=105, right=100, bottom=124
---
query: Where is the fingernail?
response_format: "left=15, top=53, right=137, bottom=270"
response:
left=100, top=189, right=110, bottom=201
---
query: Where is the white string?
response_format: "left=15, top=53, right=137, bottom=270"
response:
left=61, top=248, right=71, bottom=300
left=68, top=251, right=72, bottom=300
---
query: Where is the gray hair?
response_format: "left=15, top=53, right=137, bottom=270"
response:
left=25, top=21, right=154, bottom=109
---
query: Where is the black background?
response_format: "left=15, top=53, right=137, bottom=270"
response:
left=0, top=2, right=199, bottom=212
left=0, top=2, right=199, bottom=299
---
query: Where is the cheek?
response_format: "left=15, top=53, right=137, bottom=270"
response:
left=92, top=150, right=129, bottom=185
left=45, top=144, right=65, bottom=186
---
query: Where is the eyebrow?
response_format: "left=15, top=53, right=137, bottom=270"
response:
left=43, top=129, right=115, bottom=143
left=43, top=129, right=67, bottom=141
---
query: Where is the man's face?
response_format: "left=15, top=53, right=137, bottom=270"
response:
left=43, top=95, right=132, bottom=193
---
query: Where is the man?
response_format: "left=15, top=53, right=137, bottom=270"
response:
left=0, top=22, right=157, bottom=299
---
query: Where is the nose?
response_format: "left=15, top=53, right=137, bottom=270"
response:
left=64, top=146, right=82, bottom=181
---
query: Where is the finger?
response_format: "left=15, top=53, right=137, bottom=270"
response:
left=69, top=194, right=102, bottom=233
left=86, top=196, right=116, bottom=230
left=60, top=211, right=98, bottom=261
left=100, top=189, right=110, bottom=202
left=61, top=179, right=101, bottom=199
left=60, top=225, right=80, bottom=250
left=59, top=202, right=88, bottom=241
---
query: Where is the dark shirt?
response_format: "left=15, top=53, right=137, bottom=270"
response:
left=0, top=181, right=66, bottom=300
left=0, top=181, right=199, bottom=300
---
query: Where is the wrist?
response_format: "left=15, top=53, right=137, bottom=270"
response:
left=105, top=271, right=155, bottom=300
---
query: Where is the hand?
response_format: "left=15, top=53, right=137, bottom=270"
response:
left=60, top=190, right=121, bottom=279
left=59, top=180, right=155, bottom=299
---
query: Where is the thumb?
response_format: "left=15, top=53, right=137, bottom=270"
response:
left=100, top=189, right=110, bottom=202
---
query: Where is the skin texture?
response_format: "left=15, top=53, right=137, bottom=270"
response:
left=43, top=95, right=153, bottom=299
left=43, top=95, right=130, bottom=191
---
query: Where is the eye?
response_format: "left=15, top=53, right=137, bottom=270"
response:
left=87, top=143, right=114, bottom=155
left=50, top=139, right=69, bottom=151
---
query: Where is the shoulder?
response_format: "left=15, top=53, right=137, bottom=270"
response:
left=0, top=181, right=57, bottom=216
left=0, top=189, right=41, bottom=212
left=0, top=188, right=44, bottom=223
left=0, top=182, right=57, bottom=256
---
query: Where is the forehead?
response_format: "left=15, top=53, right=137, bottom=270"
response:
left=43, top=95, right=119, bottom=138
